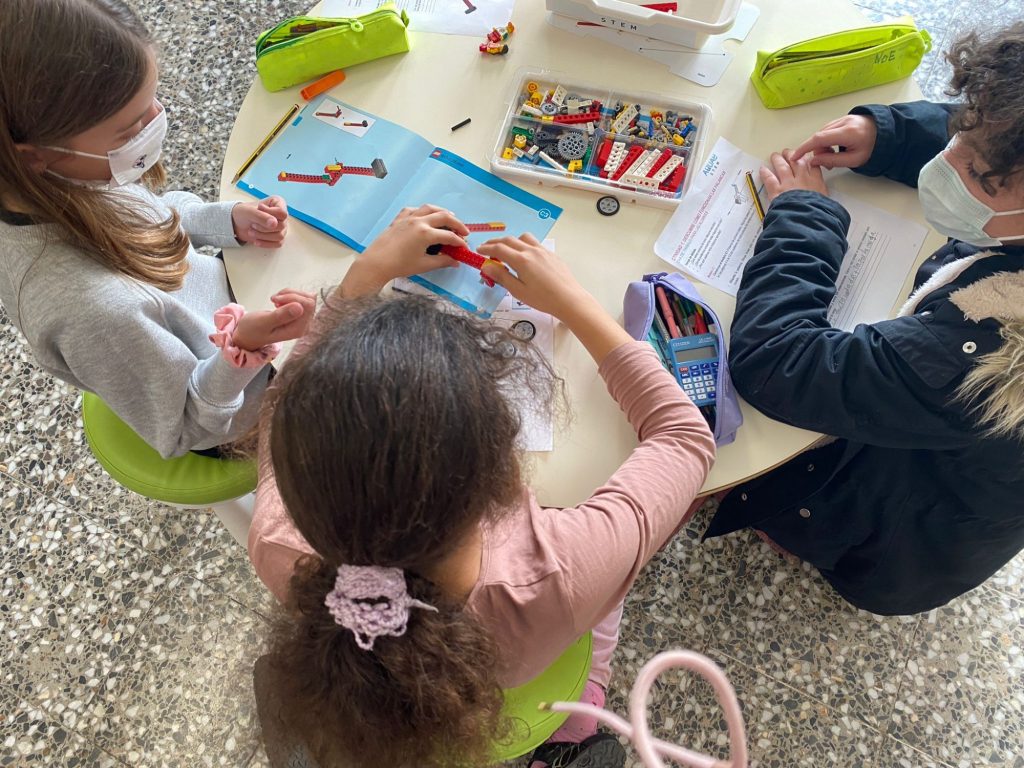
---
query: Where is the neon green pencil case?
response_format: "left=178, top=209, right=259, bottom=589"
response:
left=750, top=19, right=932, bottom=109
left=255, top=4, right=411, bottom=92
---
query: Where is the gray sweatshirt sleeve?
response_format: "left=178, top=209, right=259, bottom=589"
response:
left=62, top=294, right=269, bottom=458
left=161, top=191, right=240, bottom=249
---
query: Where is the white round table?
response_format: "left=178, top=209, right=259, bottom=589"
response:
left=219, top=0, right=943, bottom=504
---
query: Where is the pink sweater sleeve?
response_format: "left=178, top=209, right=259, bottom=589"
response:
left=544, top=340, right=717, bottom=635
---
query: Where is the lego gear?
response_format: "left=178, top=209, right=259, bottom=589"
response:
left=556, top=132, right=587, bottom=161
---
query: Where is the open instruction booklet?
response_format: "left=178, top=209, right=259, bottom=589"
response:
left=236, top=95, right=562, bottom=317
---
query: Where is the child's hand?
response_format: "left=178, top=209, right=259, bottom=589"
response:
left=341, top=205, right=465, bottom=296
left=232, top=196, right=289, bottom=248
left=789, top=115, right=878, bottom=170
left=232, top=289, right=317, bottom=351
left=477, top=234, right=591, bottom=318
left=759, top=150, right=829, bottom=202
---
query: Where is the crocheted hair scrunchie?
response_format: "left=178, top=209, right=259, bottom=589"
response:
left=324, top=564, right=439, bottom=651
left=208, top=303, right=282, bottom=369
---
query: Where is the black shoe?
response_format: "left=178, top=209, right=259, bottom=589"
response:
left=527, top=732, right=626, bottom=768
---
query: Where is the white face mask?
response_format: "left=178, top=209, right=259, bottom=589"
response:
left=918, top=138, right=1024, bottom=248
left=44, top=103, right=167, bottom=188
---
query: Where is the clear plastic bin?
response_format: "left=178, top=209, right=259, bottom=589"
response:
left=490, top=69, right=712, bottom=209
left=545, top=0, right=741, bottom=48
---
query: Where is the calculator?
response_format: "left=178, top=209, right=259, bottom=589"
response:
left=667, top=333, right=719, bottom=407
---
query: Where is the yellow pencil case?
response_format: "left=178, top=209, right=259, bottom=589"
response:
left=255, top=4, right=411, bottom=92
left=750, top=19, right=932, bottom=109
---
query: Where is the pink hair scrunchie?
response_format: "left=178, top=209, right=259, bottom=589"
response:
left=208, top=303, right=281, bottom=369
left=325, top=565, right=438, bottom=651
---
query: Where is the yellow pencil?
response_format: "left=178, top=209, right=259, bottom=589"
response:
left=231, top=103, right=300, bottom=184
left=745, top=170, right=765, bottom=223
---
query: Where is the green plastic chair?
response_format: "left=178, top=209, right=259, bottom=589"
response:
left=494, top=631, right=593, bottom=761
left=253, top=633, right=593, bottom=767
left=81, top=392, right=257, bottom=543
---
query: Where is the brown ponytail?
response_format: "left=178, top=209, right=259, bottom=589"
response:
left=0, top=0, right=190, bottom=293
left=264, top=294, right=557, bottom=767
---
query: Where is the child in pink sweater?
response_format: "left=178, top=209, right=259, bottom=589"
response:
left=249, top=206, right=715, bottom=768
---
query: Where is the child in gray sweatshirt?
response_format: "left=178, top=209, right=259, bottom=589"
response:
left=0, top=0, right=315, bottom=458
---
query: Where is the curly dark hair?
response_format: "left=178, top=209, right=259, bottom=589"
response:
left=264, top=293, right=557, bottom=768
left=946, top=22, right=1024, bottom=194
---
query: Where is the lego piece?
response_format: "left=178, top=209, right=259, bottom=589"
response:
left=567, top=159, right=583, bottom=172
left=538, top=151, right=566, bottom=171
left=611, top=145, right=645, bottom=181
left=521, top=103, right=543, bottom=117
left=556, top=132, right=587, bottom=161
left=651, top=154, right=683, bottom=184
left=646, top=148, right=674, bottom=179
left=552, top=110, right=602, bottom=125
left=550, top=84, right=567, bottom=107
left=530, top=91, right=543, bottom=105
left=540, top=101, right=558, bottom=115
left=597, top=195, right=620, bottom=216
left=300, top=69, right=346, bottom=101
left=526, top=81, right=539, bottom=93
left=451, top=117, right=471, bottom=131
left=610, top=104, right=639, bottom=135
left=480, top=42, right=509, bottom=55
left=438, top=244, right=501, bottom=288
left=602, top=141, right=628, bottom=176
left=511, top=146, right=525, bottom=158
left=465, top=222, right=507, bottom=232
left=513, top=134, right=528, bottom=149
left=502, top=147, right=515, bottom=160
left=596, top=138, right=613, bottom=167
left=661, top=162, right=687, bottom=192
left=672, top=133, right=684, bottom=146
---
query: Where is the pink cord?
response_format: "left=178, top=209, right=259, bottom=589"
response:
left=546, top=651, right=747, bottom=768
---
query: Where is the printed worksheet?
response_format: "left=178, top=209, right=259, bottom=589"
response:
left=654, top=137, right=927, bottom=331
left=322, top=0, right=513, bottom=35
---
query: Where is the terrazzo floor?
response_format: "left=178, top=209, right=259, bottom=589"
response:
left=2, top=0, right=1023, bottom=766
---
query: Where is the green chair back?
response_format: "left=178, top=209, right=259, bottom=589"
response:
left=493, top=631, right=593, bottom=761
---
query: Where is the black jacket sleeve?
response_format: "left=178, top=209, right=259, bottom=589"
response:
left=849, top=101, right=958, bottom=187
left=727, top=190, right=974, bottom=449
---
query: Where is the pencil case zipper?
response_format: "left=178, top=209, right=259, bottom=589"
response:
left=256, top=9, right=402, bottom=56
left=759, top=25, right=918, bottom=77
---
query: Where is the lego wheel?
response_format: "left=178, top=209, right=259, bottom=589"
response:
left=597, top=195, right=620, bottom=216
left=511, top=320, right=537, bottom=341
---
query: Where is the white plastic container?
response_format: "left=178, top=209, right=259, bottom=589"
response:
left=490, top=68, right=712, bottom=209
left=545, top=0, right=741, bottom=48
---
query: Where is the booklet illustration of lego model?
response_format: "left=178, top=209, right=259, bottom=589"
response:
left=236, top=96, right=562, bottom=317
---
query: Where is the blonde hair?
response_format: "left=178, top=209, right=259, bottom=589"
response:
left=0, top=0, right=190, bottom=292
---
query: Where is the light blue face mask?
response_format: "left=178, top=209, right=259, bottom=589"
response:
left=44, top=103, right=166, bottom=189
left=918, top=138, right=1024, bottom=248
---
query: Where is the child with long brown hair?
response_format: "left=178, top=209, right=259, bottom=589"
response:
left=0, top=0, right=314, bottom=457
left=247, top=211, right=717, bottom=768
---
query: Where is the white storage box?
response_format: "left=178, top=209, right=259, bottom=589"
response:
left=490, top=69, right=711, bottom=209
left=545, top=0, right=740, bottom=48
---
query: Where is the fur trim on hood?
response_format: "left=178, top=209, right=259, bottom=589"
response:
left=900, top=250, right=1024, bottom=440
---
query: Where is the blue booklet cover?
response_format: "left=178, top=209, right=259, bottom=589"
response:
left=236, top=96, right=562, bottom=317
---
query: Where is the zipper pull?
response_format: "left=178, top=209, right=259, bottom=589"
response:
left=643, top=272, right=669, bottom=283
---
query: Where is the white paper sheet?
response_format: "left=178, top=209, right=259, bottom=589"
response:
left=654, top=138, right=927, bottom=331
left=322, top=0, right=513, bottom=36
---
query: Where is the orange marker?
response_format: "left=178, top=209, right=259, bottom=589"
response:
left=300, top=70, right=346, bottom=101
